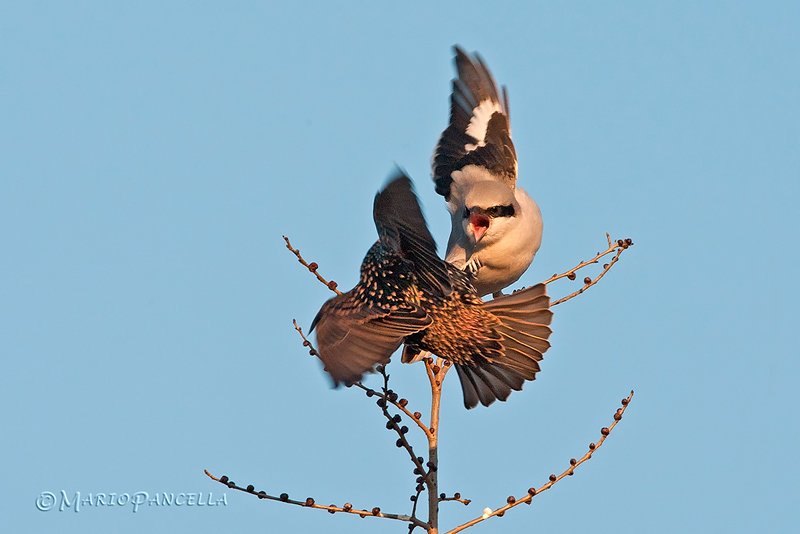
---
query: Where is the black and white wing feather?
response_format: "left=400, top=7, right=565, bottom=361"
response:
left=433, top=46, right=518, bottom=200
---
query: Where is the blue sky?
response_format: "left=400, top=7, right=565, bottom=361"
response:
left=2, top=2, right=798, bottom=533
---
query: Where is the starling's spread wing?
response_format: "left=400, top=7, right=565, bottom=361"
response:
left=312, top=294, right=431, bottom=387
left=433, top=46, right=517, bottom=200
left=373, top=172, right=452, bottom=297
left=453, top=283, right=553, bottom=409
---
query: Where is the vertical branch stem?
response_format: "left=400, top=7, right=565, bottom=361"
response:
left=425, top=357, right=450, bottom=534
left=428, top=377, right=440, bottom=533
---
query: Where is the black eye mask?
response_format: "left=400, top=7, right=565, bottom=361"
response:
left=465, top=204, right=516, bottom=219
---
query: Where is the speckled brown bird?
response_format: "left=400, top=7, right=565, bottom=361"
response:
left=311, top=171, right=553, bottom=409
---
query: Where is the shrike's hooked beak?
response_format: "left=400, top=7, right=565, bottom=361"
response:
left=468, top=212, right=490, bottom=243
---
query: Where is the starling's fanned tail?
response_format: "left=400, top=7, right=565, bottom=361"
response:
left=455, top=362, right=524, bottom=409
left=455, top=283, right=553, bottom=409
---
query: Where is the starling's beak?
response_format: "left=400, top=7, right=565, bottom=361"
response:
left=469, top=213, right=490, bottom=243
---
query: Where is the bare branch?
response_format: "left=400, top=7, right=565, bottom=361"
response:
left=443, top=391, right=634, bottom=534
left=353, top=382, right=433, bottom=439
left=291, top=319, right=323, bottom=360
left=409, top=485, right=427, bottom=531
left=203, top=470, right=428, bottom=528
left=543, top=234, right=633, bottom=306
left=283, top=235, right=342, bottom=295
left=373, top=365, right=432, bottom=488
left=439, top=493, right=472, bottom=506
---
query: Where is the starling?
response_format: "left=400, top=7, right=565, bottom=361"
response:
left=432, top=46, right=543, bottom=298
left=311, top=171, right=553, bottom=408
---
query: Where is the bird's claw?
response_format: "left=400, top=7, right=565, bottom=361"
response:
left=464, top=258, right=482, bottom=276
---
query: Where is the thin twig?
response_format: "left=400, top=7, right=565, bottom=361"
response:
left=542, top=234, right=633, bottom=306
left=409, top=485, right=426, bottom=532
left=352, top=383, right=433, bottom=438
left=374, top=366, right=431, bottom=487
left=551, top=247, right=624, bottom=306
left=443, top=391, right=635, bottom=534
left=439, top=494, right=471, bottom=506
left=203, top=470, right=428, bottom=528
left=292, top=319, right=320, bottom=358
left=283, top=235, right=342, bottom=295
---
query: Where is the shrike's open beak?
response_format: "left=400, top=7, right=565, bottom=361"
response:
left=469, top=212, right=490, bottom=243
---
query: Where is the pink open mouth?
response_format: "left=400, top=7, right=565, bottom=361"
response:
left=469, top=213, right=490, bottom=242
